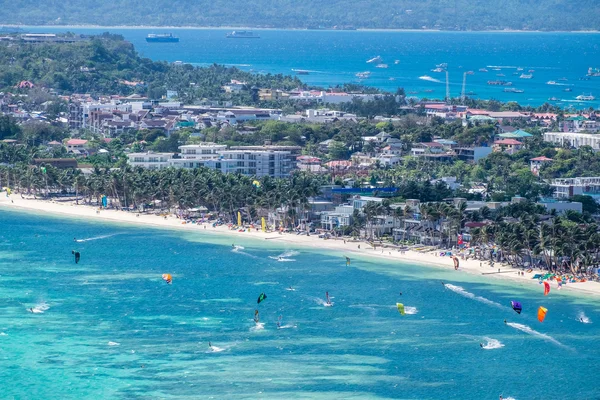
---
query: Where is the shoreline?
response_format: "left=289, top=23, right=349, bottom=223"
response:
left=3, top=24, right=599, bottom=34
left=2, top=195, right=599, bottom=297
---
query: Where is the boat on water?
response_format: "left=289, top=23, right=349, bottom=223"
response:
left=528, top=69, right=535, bottom=73
left=431, top=67, right=444, bottom=73
left=487, top=80, right=512, bottom=86
left=516, top=67, right=524, bottom=71
left=547, top=81, right=558, bottom=85
left=292, top=69, right=309, bottom=75
left=394, top=60, right=400, bottom=65
left=366, top=56, right=382, bottom=64
left=356, top=71, right=371, bottom=79
left=376, top=64, right=388, bottom=69
left=576, top=94, right=595, bottom=101
left=389, top=77, right=396, bottom=81
left=520, top=74, right=533, bottom=79
left=146, top=33, right=179, bottom=43
left=479, top=68, right=488, bottom=72
left=564, top=88, right=572, bottom=92
left=226, top=31, right=260, bottom=38
left=587, top=67, right=600, bottom=77
left=436, top=63, right=448, bottom=69
left=548, top=97, right=560, bottom=101
left=504, top=88, right=524, bottom=93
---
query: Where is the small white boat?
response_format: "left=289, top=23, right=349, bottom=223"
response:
left=546, top=81, right=558, bottom=85
left=431, top=67, right=444, bottom=73
left=520, top=74, right=533, bottom=79
left=366, top=56, right=382, bottom=64
left=394, top=60, right=400, bottom=64
left=376, top=63, right=388, bottom=69
left=576, top=94, right=595, bottom=101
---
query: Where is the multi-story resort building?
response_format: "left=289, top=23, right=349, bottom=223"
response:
left=127, top=144, right=298, bottom=178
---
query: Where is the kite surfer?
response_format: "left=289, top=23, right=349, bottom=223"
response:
left=29, top=308, right=34, bottom=313
left=254, top=310, right=260, bottom=324
left=277, top=315, right=282, bottom=329
left=326, top=292, right=332, bottom=306
left=480, top=343, right=483, bottom=348
left=209, top=342, right=213, bottom=350
left=504, top=319, right=507, bottom=324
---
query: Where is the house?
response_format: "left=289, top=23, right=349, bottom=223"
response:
left=66, top=139, right=88, bottom=153
left=530, top=156, right=553, bottom=176
left=222, top=80, right=247, bottom=93
left=496, top=129, right=533, bottom=141
left=454, top=146, right=493, bottom=163
left=493, top=139, right=522, bottom=155
left=297, top=156, right=325, bottom=173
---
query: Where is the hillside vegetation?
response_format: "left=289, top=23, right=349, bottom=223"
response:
left=2, top=0, right=599, bottom=31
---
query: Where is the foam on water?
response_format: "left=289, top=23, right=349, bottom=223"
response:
left=444, top=284, right=504, bottom=309
left=29, top=302, right=50, bottom=314
left=405, top=306, right=418, bottom=315
left=506, top=322, right=565, bottom=347
left=75, top=233, right=119, bottom=242
left=107, top=341, right=120, bottom=346
left=231, top=245, right=245, bottom=251
left=481, top=337, right=504, bottom=350
left=578, top=312, right=591, bottom=324
left=250, top=322, right=265, bottom=331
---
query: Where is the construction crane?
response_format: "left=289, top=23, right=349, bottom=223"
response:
left=461, top=71, right=474, bottom=103
left=445, top=70, right=450, bottom=101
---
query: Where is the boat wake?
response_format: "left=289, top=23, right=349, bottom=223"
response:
left=278, top=324, right=297, bottom=329
left=506, top=322, right=565, bottom=347
left=232, top=245, right=245, bottom=251
left=269, top=251, right=298, bottom=262
left=481, top=337, right=504, bottom=350
left=29, top=302, right=50, bottom=314
left=578, top=312, right=591, bottom=324
left=75, top=234, right=118, bottom=242
left=444, top=284, right=504, bottom=309
left=419, top=75, right=443, bottom=83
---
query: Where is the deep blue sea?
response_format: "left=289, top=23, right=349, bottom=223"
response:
left=1, top=208, right=599, bottom=399
left=23, top=27, right=600, bottom=109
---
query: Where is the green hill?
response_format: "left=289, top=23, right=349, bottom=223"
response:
left=2, top=0, right=599, bottom=31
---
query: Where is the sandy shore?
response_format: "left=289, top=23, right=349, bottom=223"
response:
left=2, top=195, right=599, bottom=297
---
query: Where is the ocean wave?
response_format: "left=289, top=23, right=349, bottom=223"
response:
left=481, top=337, right=504, bottom=350
left=107, top=341, right=120, bottom=346
left=506, top=322, right=565, bottom=347
left=444, top=284, right=504, bottom=309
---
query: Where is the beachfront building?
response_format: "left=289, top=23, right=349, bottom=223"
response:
left=543, top=131, right=600, bottom=150
left=126, top=144, right=297, bottom=178
left=551, top=176, right=600, bottom=202
left=127, top=152, right=174, bottom=170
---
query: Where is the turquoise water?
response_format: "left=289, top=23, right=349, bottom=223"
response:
left=26, top=27, right=600, bottom=108
left=1, top=208, right=600, bottom=399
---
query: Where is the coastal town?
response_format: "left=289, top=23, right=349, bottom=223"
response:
left=2, top=3, right=600, bottom=398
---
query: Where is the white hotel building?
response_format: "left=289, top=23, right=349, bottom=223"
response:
left=543, top=131, right=600, bottom=150
left=128, top=144, right=297, bottom=178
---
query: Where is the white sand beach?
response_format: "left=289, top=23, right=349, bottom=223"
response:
left=2, top=194, right=599, bottom=297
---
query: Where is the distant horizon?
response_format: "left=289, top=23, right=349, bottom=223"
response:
left=2, top=24, right=599, bottom=34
